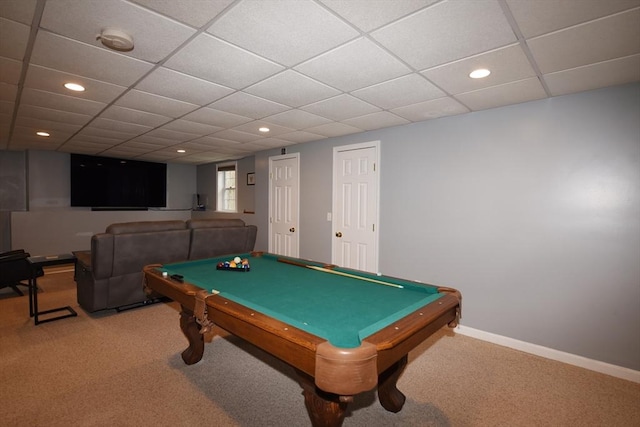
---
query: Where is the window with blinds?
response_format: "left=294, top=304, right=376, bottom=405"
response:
left=216, top=162, right=236, bottom=212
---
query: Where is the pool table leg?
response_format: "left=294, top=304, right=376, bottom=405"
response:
left=179, top=307, right=205, bottom=365
left=377, top=354, right=408, bottom=412
left=297, top=370, right=350, bottom=427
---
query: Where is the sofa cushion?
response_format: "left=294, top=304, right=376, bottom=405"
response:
left=189, top=225, right=257, bottom=260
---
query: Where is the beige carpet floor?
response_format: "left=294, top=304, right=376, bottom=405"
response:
left=1, top=269, right=639, bottom=426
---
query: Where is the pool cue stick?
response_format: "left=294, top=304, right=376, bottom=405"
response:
left=277, top=258, right=404, bottom=289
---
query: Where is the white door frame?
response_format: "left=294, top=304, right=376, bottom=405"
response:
left=331, top=141, right=381, bottom=272
left=268, top=152, right=300, bottom=257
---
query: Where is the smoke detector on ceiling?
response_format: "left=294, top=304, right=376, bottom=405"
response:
left=96, top=28, right=134, bottom=52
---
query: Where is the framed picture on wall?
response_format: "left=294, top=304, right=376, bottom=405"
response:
left=247, top=173, right=255, bottom=185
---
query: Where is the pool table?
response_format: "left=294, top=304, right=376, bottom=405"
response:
left=143, top=252, right=461, bottom=426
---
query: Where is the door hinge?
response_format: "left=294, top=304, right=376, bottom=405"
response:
left=373, top=163, right=376, bottom=172
left=372, top=224, right=375, bottom=232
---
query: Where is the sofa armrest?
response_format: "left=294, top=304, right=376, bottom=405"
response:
left=91, top=234, right=113, bottom=280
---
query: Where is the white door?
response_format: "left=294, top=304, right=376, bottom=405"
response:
left=269, top=153, right=300, bottom=257
left=332, top=141, right=380, bottom=272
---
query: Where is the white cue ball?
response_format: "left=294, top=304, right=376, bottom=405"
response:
left=234, top=256, right=242, bottom=263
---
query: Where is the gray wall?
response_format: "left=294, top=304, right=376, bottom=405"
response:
left=253, top=83, right=640, bottom=371
left=9, top=151, right=197, bottom=255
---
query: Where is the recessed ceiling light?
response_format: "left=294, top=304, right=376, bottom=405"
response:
left=177, top=149, right=186, bottom=153
left=469, top=68, right=491, bottom=79
left=36, top=131, right=50, bottom=137
left=64, top=83, right=85, bottom=92
left=258, top=127, right=270, bottom=133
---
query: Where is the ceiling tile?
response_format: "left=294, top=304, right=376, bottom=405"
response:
left=99, top=105, right=171, bottom=127
left=278, top=130, right=326, bottom=143
left=231, top=121, right=296, bottom=137
left=23, top=65, right=128, bottom=104
left=159, top=119, right=222, bottom=136
left=391, top=97, right=469, bottom=122
left=30, top=32, right=154, bottom=86
left=319, top=0, right=438, bottom=32
left=0, top=56, right=22, bottom=85
left=305, top=122, right=362, bottom=138
left=63, top=133, right=122, bottom=146
left=130, top=0, right=235, bottom=28
left=212, top=129, right=261, bottom=143
left=245, top=70, right=340, bottom=108
left=0, top=83, right=18, bottom=102
left=506, top=0, right=640, bottom=38
left=455, top=77, right=547, bottom=111
left=164, top=33, right=284, bottom=89
left=21, top=88, right=106, bottom=116
left=0, top=0, right=37, bottom=25
left=135, top=67, right=234, bottom=106
left=208, top=0, right=358, bottom=67
left=262, top=109, right=331, bottom=130
left=17, top=104, right=92, bottom=126
left=371, top=0, right=516, bottom=69
left=126, top=134, right=178, bottom=146
left=544, top=54, right=640, bottom=96
left=40, top=0, right=196, bottom=63
left=0, top=17, right=30, bottom=61
left=342, top=111, right=410, bottom=131
left=182, top=107, right=253, bottom=128
left=295, top=37, right=411, bottom=92
left=302, top=94, right=380, bottom=121
left=421, top=44, right=537, bottom=94
left=89, top=117, right=151, bottom=136
left=528, top=9, right=640, bottom=74
left=114, top=89, right=199, bottom=117
left=12, top=125, right=72, bottom=143
left=208, top=92, right=289, bottom=119
left=15, top=116, right=82, bottom=134
left=79, top=126, right=137, bottom=141
left=144, top=128, right=200, bottom=142
left=0, top=101, right=14, bottom=115
left=352, top=73, right=445, bottom=110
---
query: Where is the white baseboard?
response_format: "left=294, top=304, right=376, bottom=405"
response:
left=454, top=325, right=640, bottom=384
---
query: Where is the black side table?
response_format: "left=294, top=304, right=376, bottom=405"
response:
left=28, top=254, right=78, bottom=325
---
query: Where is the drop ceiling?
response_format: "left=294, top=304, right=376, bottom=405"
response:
left=1, top=0, right=639, bottom=165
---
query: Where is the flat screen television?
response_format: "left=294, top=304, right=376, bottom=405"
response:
left=70, top=154, right=167, bottom=209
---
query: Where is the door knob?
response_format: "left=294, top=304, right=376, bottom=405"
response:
left=335, top=232, right=342, bottom=238
left=289, top=227, right=295, bottom=232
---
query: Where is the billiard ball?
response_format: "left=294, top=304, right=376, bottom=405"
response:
left=234, top=256, right=242, bottom=263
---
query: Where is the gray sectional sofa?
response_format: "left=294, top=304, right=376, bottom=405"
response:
left=74, top=218, right=257, bottom=312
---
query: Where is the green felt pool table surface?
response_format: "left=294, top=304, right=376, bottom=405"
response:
left=162, top=252, right=445, bottom=349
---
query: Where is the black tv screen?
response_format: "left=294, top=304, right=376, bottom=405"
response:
left=70, top=154, right=167, bottom=209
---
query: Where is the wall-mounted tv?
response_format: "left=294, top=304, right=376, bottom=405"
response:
left=70, top=154, right=167, bottom=209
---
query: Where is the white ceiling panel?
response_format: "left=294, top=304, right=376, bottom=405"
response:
left=302, top=94, right=380, bottom=121
left=21, top=88, right=106, bottom=116
left=506, top=0, right=640, bottom=38
left=135, top=67, right=234, bottom=106
left=182, top=107, right=253, bottom=128
left=23, top=65, right=128, bottom=103
left=342, top=111, right=410, bottom=131
left=208, top=92, right=290, bottom=120
left=0, top=0, right=37, bottom=25
left=352, top=73, right=445, bottom=110
left=0, top=56, right=22, bottom=85
left=30, top=32, right=153, bottom=86
left=164, top=33, right=284, bottom=89
left=130, top=0, right=235, bottom=28
left=320, top=0, right=439, bottom=32
left=371, top=0, right=516, bottom=70
left=544, top=54, right=640, bottom=96
left=1, top=0, right=638, bottom=163
left=0, top=17, right=30, bottom=61
left=391, top=97, right=469, bottom=122
left=245, top=70, right=340, bottom=108
left=114, top=89, right=199, bottom=118
left=422, top=44, right=537, bottom=95
left=528, top=8, right=640, bottom=74
left=40, top=0, right=196, bottom=63
left=208, top=0, right=358, bottom=67
left=98, top=105, right=171, bottom=128
left=295, top=37, right=411, bottom=92
left=262, top=109, right=332, bottom=130
left=455, top=78, right=547, bottom=111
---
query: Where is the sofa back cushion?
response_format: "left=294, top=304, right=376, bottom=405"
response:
left=111, top=229, right=191, bottom=276
left=189, top=224, right=257, bottom=260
